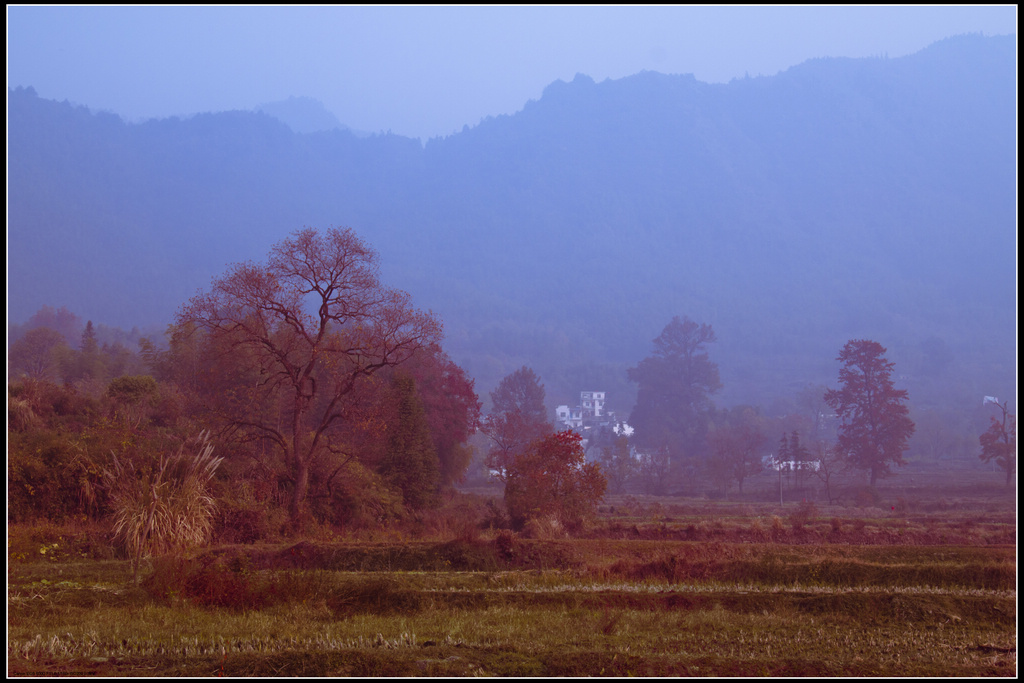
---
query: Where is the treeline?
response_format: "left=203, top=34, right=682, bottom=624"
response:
left=8, top=335, right=480, bottom=536
left=477, top=318, right=1012, bottom=502
left=9, top=303, right=1008, bottom=538
left=8, top=230, right=485, bottom=539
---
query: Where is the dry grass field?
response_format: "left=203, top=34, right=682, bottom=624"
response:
left=8, top=467, right=1016, bottom=676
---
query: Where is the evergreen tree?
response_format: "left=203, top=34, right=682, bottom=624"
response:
left=788, top=431, right=809, bottom=462
left=777, top=433, right=790, bottom=463
left=68, top=320, right=104, bottom=382
left=81, top=321, right=98, bottom=354
left=381, top=374, right=440, bottom=510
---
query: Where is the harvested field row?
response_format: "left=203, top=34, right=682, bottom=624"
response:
left=8, top=486, right=1016, bottom=678
left=8, top=595, right=1016, bottom=677
left=171, top=538, right=1016, bottom=591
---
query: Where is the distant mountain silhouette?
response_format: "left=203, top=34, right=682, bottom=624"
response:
left=255, top=95, right=366, bottom=136
left=7, top=34, right=1016, bottom=413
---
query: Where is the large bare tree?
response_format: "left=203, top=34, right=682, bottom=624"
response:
left=179, top=227, right=441, bottom=522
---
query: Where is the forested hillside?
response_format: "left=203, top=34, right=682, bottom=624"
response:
left=8, top=34, right=1016, bottom=415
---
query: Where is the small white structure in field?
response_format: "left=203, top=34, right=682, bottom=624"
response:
left=763, top=456, right=820, bottom=472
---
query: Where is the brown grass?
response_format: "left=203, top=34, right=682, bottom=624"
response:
left=8, top=465, right=1016, bottom=677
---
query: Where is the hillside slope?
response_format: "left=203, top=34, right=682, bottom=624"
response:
left=7, top=34, right=1016, bottom=410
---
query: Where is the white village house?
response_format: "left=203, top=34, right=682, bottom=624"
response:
left=556, top=391, right=634, bottom=439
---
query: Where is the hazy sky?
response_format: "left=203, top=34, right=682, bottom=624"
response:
left=7, top=5, right=1017, bottom=141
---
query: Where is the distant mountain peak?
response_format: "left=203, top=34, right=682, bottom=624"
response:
left=254, top=96, right=348, bottom=135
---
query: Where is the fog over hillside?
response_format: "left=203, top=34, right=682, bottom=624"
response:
left=7, top=34, right=1016, bottom=416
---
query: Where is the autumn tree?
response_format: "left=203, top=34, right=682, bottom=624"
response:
left=177, top=226, right=441, bottom=524
left=596, top=433, right=635, bottom=494
left=979, top=400, right=1015, bottom=486
left=15, top=305, right=82, bottom=345
left=481, top=366, right=551, bottom=481
left=824, top=340, right=915, bottom=486
left=635, top=447, right=672, bottom=495
left=8, top=327, right=70, bottom=381
left=503, top=430, right=607, bottom=532
left=628, top=316, right=721, bottom=486
left=347, top=346, right=479, bottom=491
left=707, top=405, right=766, bottom=495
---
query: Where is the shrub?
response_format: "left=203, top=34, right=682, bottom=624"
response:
left=8, top=378, right=99, bottom=432
left=851, top=485, right=881, bottom=508
left=8, top=395, right=43, bottom=432
left=105, top=431, right=222, bottom=580
left=483, top=498, right=510, bottom=530
left=144, top=552, right=270, bottom=610
left=410, top=491, right=488, bottom=540
left=213, top=501, right=270, bottom=545
left=789, top=500, right=818, bottom=531
left=105, top=375, right=159, bottom=428
left=144, top=555, right=426, bottom=615
left=523, top=514, right=566, bottom=540
left=320, top=461, right=405, bottom=532
left=493, top=529, right=518, bottom=560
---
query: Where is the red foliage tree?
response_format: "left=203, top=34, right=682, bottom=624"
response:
left=178, top=227, right=441, bottom=523
left=503, top=430, right=607, bottom=532
left=824, top=340, right=915, bottom=486
left=481, top=366, right=551, bottom=481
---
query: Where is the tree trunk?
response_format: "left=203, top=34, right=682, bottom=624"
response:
left=290, top=457, right=310, bottom=524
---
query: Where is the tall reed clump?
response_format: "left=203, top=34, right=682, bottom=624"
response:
left=104, top=431, right=222, bottom=581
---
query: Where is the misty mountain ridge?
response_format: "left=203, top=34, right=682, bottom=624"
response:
left=7, top=33, right=1016, bottom=415
left=255, top=95, right=370, bottom=137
